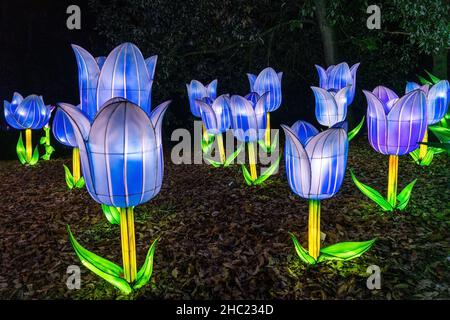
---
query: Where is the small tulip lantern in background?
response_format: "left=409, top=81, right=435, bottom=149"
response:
left=59, top=98, right=170, bottom=294
left=247, top=67, right=282, bottom=151
left=229, top=94, right=280, bottom=186
left=313, top=62, right=365, bottom=141
left=186, top=79, right=218, bottom=153
left=406, top=80, right=449, bottom=166
left=282, top=121, right=374, bottom=264
left=352, top=88, right=427, bottom=211
left=4, top=93, right=52, bottom=165
left=196, top=94, right=243, bottom=167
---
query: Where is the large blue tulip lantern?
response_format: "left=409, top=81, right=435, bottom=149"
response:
left=282, top=121, right=375, bottom=265
left=59, top=98, right=170, bottom=294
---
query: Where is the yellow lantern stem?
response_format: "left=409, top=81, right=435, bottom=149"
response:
left=387, top=155, right=399, bottom=207
left=308, top=199, right=321, bottom=260
left=419, top=130, right=428, bottom=161
left=216, top=134, right=226, bottom=164
left=248, top=142, right=258, bottom=181
left=119, top=207, right=137, bottom=283
left=202, top=123, right=209, bottom=143
left=25, top=129, right=32, bottom=162
left=72, top=148, right=81, bottom=183
left=265, top=113, right=271, bottom=148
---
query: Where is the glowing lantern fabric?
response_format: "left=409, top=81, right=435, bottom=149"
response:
left=229, top=94, right=267, bottom=142
left=186, top=79, right=217, bottom=118
left=52, top=106, right=80, bottom=147
left=311, top=85, right=351, bottom=127
left=315, top=62, right=360, bottom=106
left=282, top=121, right=348, bottom=200
left=4, top=93, right=52, bottom=130
left=247, top=67, right=283, bottom=112
left=364, top=87, right=427, bottom=155
left=196, top=94, right=231, bottom=135
left=72, top=42, right=158, bottom=122
left=405, top=80, right=449, bottom=125
left=58, top=98, right=170, bottom=208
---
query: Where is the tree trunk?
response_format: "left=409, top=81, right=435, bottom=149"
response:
left=432, top=49, right=448, bottom=79
left=314, top=0, right=338, bottom=65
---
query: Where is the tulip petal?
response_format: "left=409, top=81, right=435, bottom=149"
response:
left=253, top=67, right=282, bottom=112
left=387, top=90, right=427, bottom=155
left=348, top=62, right=360, bottom=105
left=245, top=92, right=260, bottom=106
left=334, top=86, right=351, bottom=122
left=197, top=99, right=218, bottom=135
left=281, top=124, right=311, bottom=199
left=229, top=95, right=258, bottom=142
left=315, top=65, right=329, bottom=90
left=52, top=108, right=78, bottom=147
left=305, top=127, right=348, bottom=200
left=254, top=92, right=269, bottom=140
left=311, top=86, right=339, bottom=127
left=372, top=86, right=399, bottom=112
left=97, top=43, right=153, bottom=116
left=72, top=44, right=101, bottom=122
left=427, top=80, right=449, bottom=125
left=405, top=81, right=420, bottom=94
left=206, top=79, right=218, bottom=100
left=327, top=62, right=352, bottom=92
left=145, top=55, right=158, bottom=80
left=247, top=73, right=256, bottom=92
left=212, top=94, right=231, bottom=133
left=187, top=80, right=207, bottom=117
left=363, top=90, right=388, bottom=154
left=290, top=120, right=319, bottom=146
left=96, top=56, right=107, bottom=69
left=4, top=101, right=25, bottom=129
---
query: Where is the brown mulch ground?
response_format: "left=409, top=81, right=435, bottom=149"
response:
left=0, top=137, right=449, bottom=300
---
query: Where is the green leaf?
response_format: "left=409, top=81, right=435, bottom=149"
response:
left=348, top=116, right=365, bottom=141
left=74, top=177, right=86, bottom=189
left=28, top=146, right=40, bottom=166
left=350, top=170, right=393, bottom=211
left=396, top=179, right=417, bottom=211
left=204, top=157, right=222, bottom=168
left=101, top=205, right=121, bottom=225
left=420, top=149, right=434, bottom=166
left=257, top=139, right=269, bottom=153
left=257, top=131, right=280, bottom=153
left=63, top=164, right=74, bottom=189
left=241, top=165, right=254, bottom=186
left=134, top=237, right=159, bottom=290
left=417, top=74, right=433, bottom=85
left=67, top=225, right=132, bottom=294
left=289, top=232, right=316, bottom=265
left=409, top=149, right=420, bottom=163
left=429, top=125, right=450, bottom=143
left=224, top=143, right=243, bottom=167
left=201, top=135, right=215, bottom=154
left=425, top=70, right=440, bottom=84
left=253, top=156, right=281, bottom=185
left=16, top=133, right=27, bottom=165
left=318, top=239, right=376, bottom=262
left=39, top=136, right=47, bottom=145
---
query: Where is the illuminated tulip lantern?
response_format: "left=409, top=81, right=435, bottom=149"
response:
left=59, top=98, right=170, bottom=294
left=282, top=121, right=375, bottom=264
left=247, top=67, right=282, bottom=151
left=53, top=42, right=157, bottom=219
left=4, top=93, right=52, bottom=165
left=186, top=79, right=218, bottom=153
left=406, top=80, right=449, bottom=166
left=313, top=62, right=365, bottom=140
left=352, top=88, right=427, bottom=211
left=196, top=94, right=243, bottom=167
left=229, top=94, right=280, bottom=185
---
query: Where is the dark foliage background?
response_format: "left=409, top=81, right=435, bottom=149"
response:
left=0, top=0, right=449, bottom=159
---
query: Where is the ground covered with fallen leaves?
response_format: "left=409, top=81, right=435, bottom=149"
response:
left=0, top=137, right=449, bottom=300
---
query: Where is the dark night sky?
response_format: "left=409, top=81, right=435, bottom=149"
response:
left=0, top=0, right=99, bottom=106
